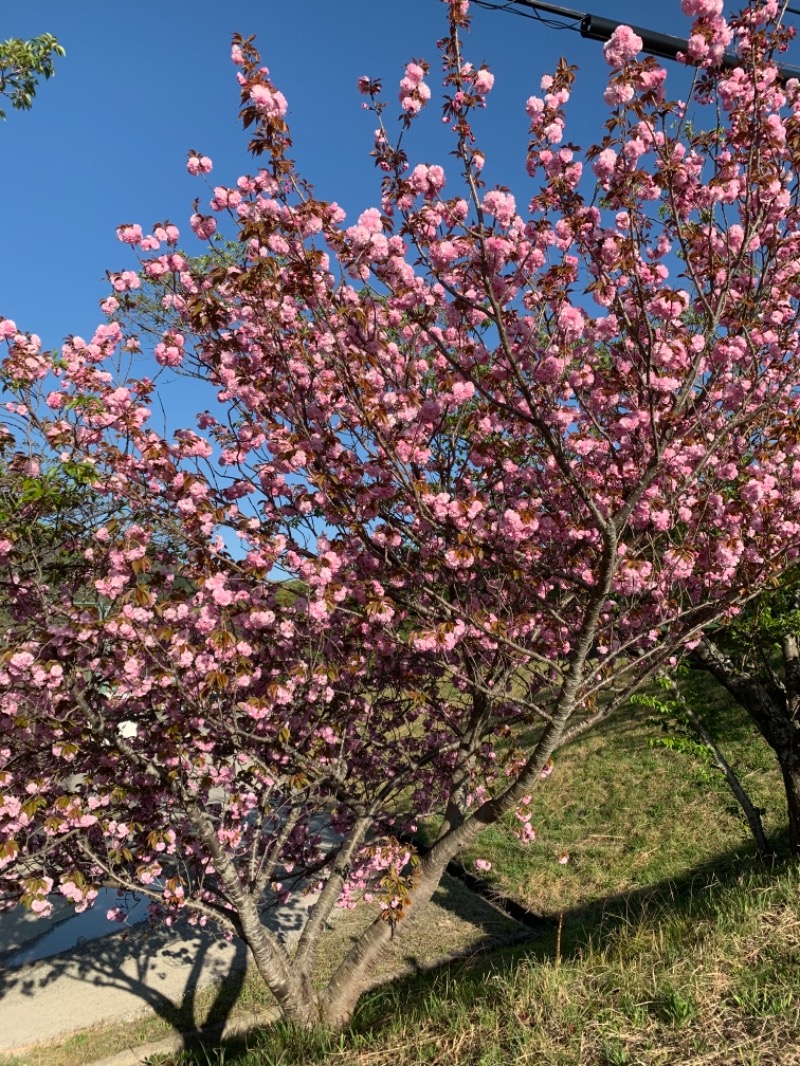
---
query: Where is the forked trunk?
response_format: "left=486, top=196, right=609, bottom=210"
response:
left=317, top=846, right=455, bottom=1028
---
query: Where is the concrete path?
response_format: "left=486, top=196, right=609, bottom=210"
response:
left=0, top=898, right=308, bottom=1054
left=0, top=816, right=339, bottom=1054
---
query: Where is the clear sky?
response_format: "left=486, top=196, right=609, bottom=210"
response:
left=2, top=1, right=797, bottom=425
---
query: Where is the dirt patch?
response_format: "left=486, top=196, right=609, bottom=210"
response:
left=318, top=872, right=529, bottom=987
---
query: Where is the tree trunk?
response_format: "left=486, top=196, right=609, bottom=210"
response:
left=317, top=844, right=456, bottom=1028
left=186, top=806, right=315, bottom=1025
left=780, top=757, right=800, bottom=856
left=691, top=637, right=800, bottom=858
left=683, top=705, right=772, bottom=859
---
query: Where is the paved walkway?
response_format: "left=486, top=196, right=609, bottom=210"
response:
left=0, top=899, right=307, bottom=1054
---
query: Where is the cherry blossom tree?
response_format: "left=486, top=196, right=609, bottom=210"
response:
left=3, top=0, right=800, bottom=1029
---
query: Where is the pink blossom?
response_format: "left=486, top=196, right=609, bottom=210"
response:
left=357, top=207, right=383, bottom=234
left=450, top=380, right=475, bottom=402
left=190, top=213, right=217, bottom=240
left=250, top=84, right=288, bottom=118
left=681, top=0, right=723, bottom=15
left=404, top=62, right=425, bottom=86
left=592, top=148, right=618, bottom=180
left=116, top=224, right=143, bottom=245
left=204, top=573, right=234, bottom=607
left=482, top=190, right=516, bottom=227
left=308, top=599, right=329, bottom=621
left=110, top=271, right=141, bottom=293
left=399, top=64, right=431, bottom=114
left=474, top=859, right=492, bottom=872
left=474, top=68, right=494, bottom=94
left=519, top=823, right=536, bottom=843
left=604, top=82, right=635, bottom=107
left=687, top=34, right=710, bottom=61
left=603, top=25, right=643, bottom=68
left=154, top=224, right=180, bottom=245
left=558, top=304, right=585, bottom=341
left=186, top=153, right=213, bottom=176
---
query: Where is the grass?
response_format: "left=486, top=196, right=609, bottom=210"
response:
left=452, top=670, right=786, bottom=916
left=4, top=679, right=798, bottom=1066
left=140, top=859, right=800, bottom=1065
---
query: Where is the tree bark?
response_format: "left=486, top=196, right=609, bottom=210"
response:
left=186, top=806, right=314, bottom=1024
left=318, top=844, right=456, bottom=1028
left=683, top=705, right=772, bottom=859
left=780, top=758, right=800, bottom=855
left=691, top=636, right=800, bottom=857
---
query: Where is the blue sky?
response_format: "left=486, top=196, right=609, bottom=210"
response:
left=3, top=1, right=797, bottom=426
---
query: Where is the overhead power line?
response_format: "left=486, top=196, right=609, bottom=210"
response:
left=476, top=0, right=800, bottom=82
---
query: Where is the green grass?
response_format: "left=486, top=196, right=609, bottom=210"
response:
left=453, top=674, right=786, bottom=917
left=143, top=860, right=800, bottom=1065
left=7, top=681, right=799, bottom=1066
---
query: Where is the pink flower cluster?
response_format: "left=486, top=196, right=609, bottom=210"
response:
left=399, top=61, right=431, bottom=115
left=190, top=212, right=217, bottom=240
left=409, top=163, right=446, bottom=198
left=481, top=189, right=516, bottom=228
left=681, top=0, right=723, bottom=15
left=187, top=152, right=213, bottom=176
left=603, top=25, right=643, bottom=68
left=250, top=83, right=288, bottom=118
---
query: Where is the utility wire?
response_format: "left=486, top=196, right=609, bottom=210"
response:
left=471, top=0, right=583, bottom=31
left=475, top=0, right=800, bottom=81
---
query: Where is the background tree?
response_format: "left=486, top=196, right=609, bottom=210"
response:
left=0, top=33, right=65, bottom=120
left=686, top=570, right=800, bottom=853
left=3, top=0, right=800, bottom=1030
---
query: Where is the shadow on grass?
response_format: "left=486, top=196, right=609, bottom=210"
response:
left=155, top=836, right=796, bottom=1066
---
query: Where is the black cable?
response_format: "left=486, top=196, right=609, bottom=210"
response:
left=472, top=0, right=583, bottom=31
left=477, top=0, right=800, bottom=82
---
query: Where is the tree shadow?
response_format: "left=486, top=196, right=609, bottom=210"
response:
left=163, top=838, right=792, bottom=1065
left=0, top=899, right=309, bottom=1057
left=0, top=918, right=247, bottom=1055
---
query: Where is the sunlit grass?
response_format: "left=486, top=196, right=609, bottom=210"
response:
left=137, top=859, right=800, bottom=1065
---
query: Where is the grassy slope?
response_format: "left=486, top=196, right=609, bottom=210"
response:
left=455, top=667, right=785, bottom=917
left=6, top=676, right=800, bottom=1066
